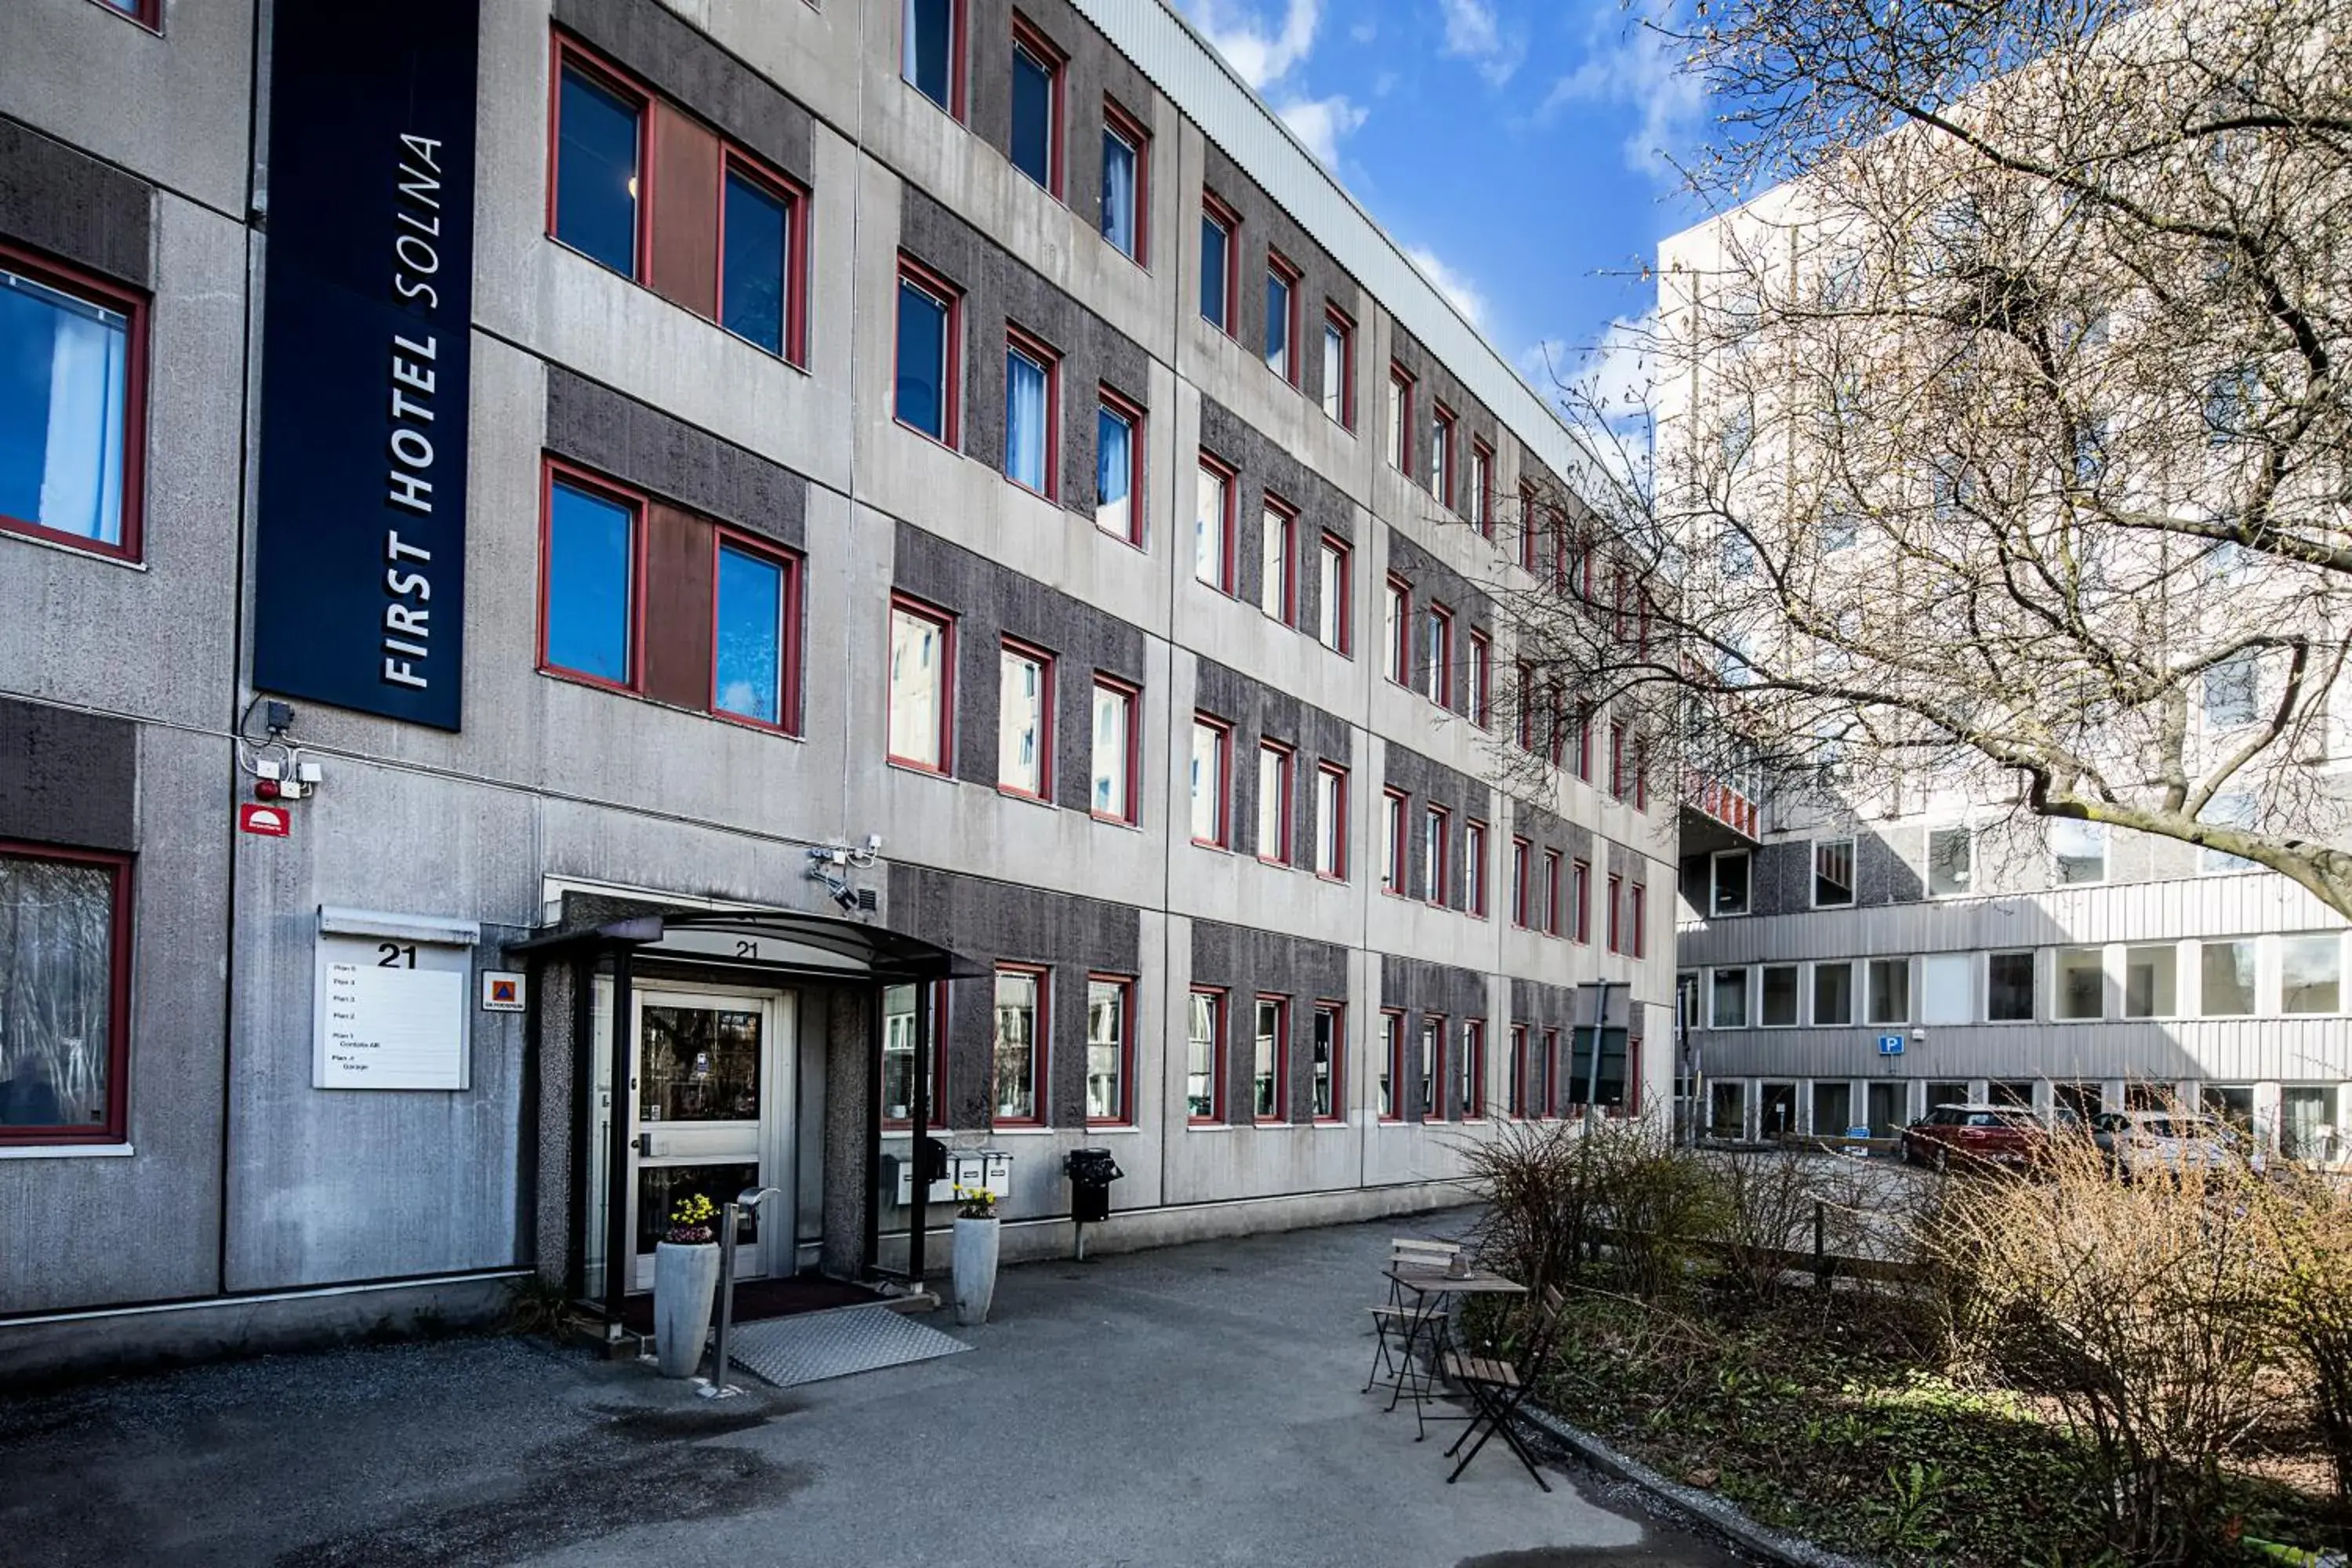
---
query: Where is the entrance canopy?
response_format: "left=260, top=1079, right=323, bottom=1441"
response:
left=507, top=895, right=988, bottom=982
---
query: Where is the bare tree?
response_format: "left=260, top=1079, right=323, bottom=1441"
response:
left=1492, top=0, right=2352, bottom=915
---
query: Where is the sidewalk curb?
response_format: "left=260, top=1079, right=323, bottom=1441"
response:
left=1517, top=1403, right=1879, bottom=1568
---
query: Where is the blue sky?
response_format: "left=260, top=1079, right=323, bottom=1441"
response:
left=1170, top=0, right=1712, bottom=403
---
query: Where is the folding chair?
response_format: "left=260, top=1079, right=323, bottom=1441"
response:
left=1363, top=1297, right=1449, bottom=1422
left=1442, top=1285, right=1568, bottom=1492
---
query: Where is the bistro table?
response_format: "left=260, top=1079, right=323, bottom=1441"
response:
left=1381, top=1263, right=1526, bottom=1440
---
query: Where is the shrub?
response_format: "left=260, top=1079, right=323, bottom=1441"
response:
left=1460, top=1114, right=1726, bottom=1300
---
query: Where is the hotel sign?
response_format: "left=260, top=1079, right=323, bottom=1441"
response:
left=252, top=1, right=481, bottom=731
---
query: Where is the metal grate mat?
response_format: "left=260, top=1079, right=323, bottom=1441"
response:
left=723, top=1303, right=971, bottom=1389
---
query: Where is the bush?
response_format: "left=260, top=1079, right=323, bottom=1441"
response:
left=1460, top=1114, right=1726, bottom=1300
left=2248, top=1167, right=2352, bottom=1554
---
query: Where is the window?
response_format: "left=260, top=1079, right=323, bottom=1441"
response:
left=1813, top=961, right=1854, bottom=1025
left=1095, top=391, right=1143, bottom=543
left=997, top=640, right=1052, bottom=798
left=1086, top=977, right=1131, bottom=1123
left=543, top=473, right=639, bottom=688
left=2281, top=934, right=2342, bottom=1014
left=2205, top=654, right=2258, bottom=728
left=1987, top=952, right=2036, bottom=1021
left=1314, top=764, right=1348, bottom=880
left=1710, top=967, right=1749, bottom=1029
left=1927, top=826, right=1973, bottom=896
left=2201, top=939, right=2256, bottom=1016
left=1257, top=742, right=1294, bottom=865
left=895, top=260, right=960, bottom=445
left=1509, top=839, right=1531, bottom=927
left=1760, top=965, right=1799, bottom=1026
left=902, top=0, right=962, bottom=115
left=2051, top=819, right=2106, bottom=885
left=0, top=844, right=131, bottom=1146
left=0, top=249, right=142, bottom=557
left=2125, top=945, right=2177, bottom=1018
left=1101, top=101, right=1147, bottom=262
left=713, top=535, right=799, bottom=732
left=1518, top=485, right=1541, bottom=572
left=1922, top=955, right=1969, bottom=1025
left=1570, top=858, right=1591, bottom=943
left=1629, top=884, right=1647, bottom=959
left=1381, top=789, right=1407, bottom=895
left=1311, top=1005, right=1343, bottom=1121
left=1384, top=576, right=1411, bottom=684
left=1430, top=405, right=1456, bottom=506
left=1421, top=606, right=1452, bottom=706
left=2056, top=947, right=2104, bottom=1020
left=1866, top=958, right=1910, bottom=1024
left=1254, top=997, right=1288, bottom=1122
left=1008, top=22, right=1063, bottom=196
left=554, top=59, right=644, bottom=277
left=1091, top=677, right=1138, bottom=824
left=887, top=597, right=955, bottom=771
left=1200, top=194, right=1236, bottom=333
left=1460, top=1020, right=1486, bottom=1119
left=1422, top=805, right=1450, bottom=905
left=1421, top=1018, right=1443, bottom=1119
left=1469, top=442, right=1494, bottom=535
left=1386, top=365, right=1414, bottom=474
left=880, top=982, right=948, bottom=1127
left=1606, top=873, right=1624, bottom=952
left=1265, top=254, right=1300, bottom=383
left=1508, top=1024, right=1530, bottom=1117
left=1609, top=723, right=1629, bottom=800
left=1316, top=535, right=1351, bottom=653
left=720, top=162, right=800, bottom=359
left=1813, top=838, right=1855, bottom=908
left=2201, top=793, right=2258, bottom=873
left=1541, top=851, right=1564, bottom=938
left=1377, top=1011, right=1404, bottom=1120
left=1187, top=989, right=1225, bottom=1122
left=1189, top=715, right=1232, bottom=847
left=1195, top=456, right=1235, bottom=592
left=1465, top=821, right=1489, bottom=917
left=1260, top=503, right=1294, bottom=623
left=1633, top=739, right=1650, bottom=812
left=1322, top=309, right=1355, bottom=428
left=993, top=966, right=1044, bottom=1124
left=1004, top=330, right=1058, bottom=496
left=1710, top=850, right=1750, bottom=917
left=1467, top=633, right=1492, bottom=728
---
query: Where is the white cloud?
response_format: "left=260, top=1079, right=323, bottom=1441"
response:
left=1183, top=0, right=1323, bottom=91
left=1276, top=93, right=1368, bottom=166
left=1524, top=315, right=1660, bottom=483
left=1537, top=11, right=1705, bottom=183
left=1350, top=16, right=1379, bottom=44
left=1438, top=0, right=1525, bottom=85
left=1405, top=245, right=1493, bottom=330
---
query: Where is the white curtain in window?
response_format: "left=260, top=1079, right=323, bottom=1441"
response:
left=1005, top=350, right=1047, bottom=492
left=41, top=305, right=125, bottom=544
left=1101, top=132, right=1137, bottom=254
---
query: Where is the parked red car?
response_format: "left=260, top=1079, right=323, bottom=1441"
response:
left=1901, top=1103, right=2049, bottom=1171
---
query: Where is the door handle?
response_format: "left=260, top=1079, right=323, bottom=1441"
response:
left=635, top=1133, right=652, bottom=1156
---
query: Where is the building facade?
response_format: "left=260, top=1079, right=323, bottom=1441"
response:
left=0, top=0, right=1674, bottom=1373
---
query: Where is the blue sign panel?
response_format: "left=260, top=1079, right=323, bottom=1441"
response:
left=1878, top=1034, right=1906, bottom=1056
left=252, top=1, right=480, bottom=731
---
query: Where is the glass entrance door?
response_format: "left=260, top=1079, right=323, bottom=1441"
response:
left=626, top=991, right=782, bottom=1292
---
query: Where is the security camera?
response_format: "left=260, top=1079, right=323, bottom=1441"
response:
left=862, top=833, right=884, bottom=858
left=824, top=874, right=858, bottom=913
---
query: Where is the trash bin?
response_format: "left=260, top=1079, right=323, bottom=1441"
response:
left=1064, top=1148, right=1123, bottom=1225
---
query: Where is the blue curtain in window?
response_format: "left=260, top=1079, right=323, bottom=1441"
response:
left=1101, top=130, right=1137, bottom=255
left=1006, top=350, right=1047, bottom=492
left=0, top=270, right=128, bottom=545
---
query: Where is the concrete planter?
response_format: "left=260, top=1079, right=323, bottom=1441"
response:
left=653, top=1241, right=720, bottom=1377
left=952, top=1217, right=1000, bottom=1326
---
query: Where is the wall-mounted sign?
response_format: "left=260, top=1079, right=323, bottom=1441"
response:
left=238, top=803, right=292, bottom=837
left=252, top=1, right=481, bottom=731
left=481, top=971, right=526, bottom=1012
left=1877, top=1034, right=1906, bottom=1057
left=313, top=909, right=479, bottom=1090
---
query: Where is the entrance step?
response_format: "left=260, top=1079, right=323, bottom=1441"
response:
left=724, top=1302, right=970, bottom=1389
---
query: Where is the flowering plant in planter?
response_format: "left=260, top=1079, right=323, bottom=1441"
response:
left=665, top=1192, right=719, bottom=1245
left=953, top=1183, right=998, bottom=1221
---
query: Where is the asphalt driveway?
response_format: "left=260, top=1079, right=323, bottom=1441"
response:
left=0, top=1210, right=1751, bottom=1567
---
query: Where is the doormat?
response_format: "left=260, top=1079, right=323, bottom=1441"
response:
left=724, top=1303, right=971, bottom=1389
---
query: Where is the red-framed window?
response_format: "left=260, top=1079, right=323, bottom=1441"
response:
left=1541, top=848, right=1563, bottom=937
left=717, top=153, right=812, bottom=364
left=997, top=635, right=1055, bottom=800
left=1461, top=1019, right=1487, bottom=1120
left=711, top=526, right=804, bottom=736
left=1468, top=630, right=1492, bottom=728
left=902, top=0, right=967, bottom=119
left=1606, top=873, right=1624, bottom=953
left=1200, top=190, right=1240, bottom=335
left=1572, top=858, right=1592, bottom=945
left=1610, top=722, right=1629, bottom=799
left=1469, top=440, right=1495, bottom=537
left=550, top=41, right=648, bottom=279
left=541, top=460, right=648, bottom=695
left=1311, top=1003, right=1345, bottom=1123
left=1322, top=305, right=1356, bottom=430
left=1633, top=737, right=1650, bottom=811
left=1316, top=532, right=1352, bottom=655
left=1420, top=1015, right=1445, bottom=1120
left=887, top=592, right=957, bottom=773
left=1509, top=837, right=1531, bottom=927
left=1004, top=322, right=1062, bottom=499
left=895, top=253, right=964, bottom=448
left=1573, top=703, right=1593, bottom=782
left=1377, top=1008, right=1406, bottom=1120
left=1312, top=763, right=1349, bottom=882
left=1101, top=97, right=1150, bottom=266
left=1431, top=403, right=1457, bottom=509
left=1386, top=363, right=1415, bottom=475
left=1508, top=1023, right=1530, bottom=1119
left=1422, top=804, right=1450, bottom=906
left=1008, top=13, right=1067, bottom=198
left=91, top=0, right=162, bottom=29
left=1084, top=973, right=1134, bottom=1126
left=881, top=979, right=950, bottom=1128
left=1380, top=788, right=1409, bottom=895
left=1189, top=712, right=1233, bottom=848
left=1541, top=1027, right=1562, bottom=1117
left=1629, top=883, right=1648, bottom=959
left=0, top=241, right=148, bottom=561
left=1095, top=385, right=1145, bottom=546
left=1090, top=675, right=1141, bottom=825
left=1465, top=819, right=1489, bottom=919
left=1256, top=740, right=1295, bottom=866
left=1421, top=604, right=1453, bottom=708
left=1384, top=575, right=1412, bottom=685
left=1517, top=482, right=1541, bottom=572
left=0, top=842, right=133, bottom=1147
left=1186, top=986, right=1226, bottom=1124
left=1265, top=250, right=1302, bottom=386
left=1515, top=662, right=1537, bottom=755
left=1253, top=995, right=1290, bottom=1123
left=1611, top=563, right=1632, bottom=641
left=1194, top=452, right=1238, bottom=594
left=1260, top=495, right=1298, bottom=626
left=993, top=963, right=1048, bottom=1126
